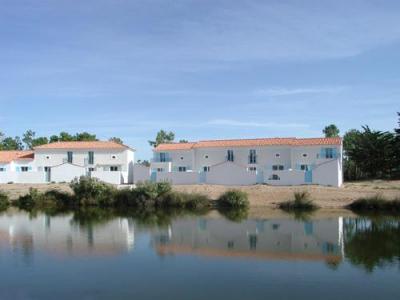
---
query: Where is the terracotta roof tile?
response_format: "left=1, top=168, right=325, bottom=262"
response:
left=155, top=137, right=341, bottom=151
left=0, top=151, right=34, bottom=163
left=34, top=141, right=133, bottom=150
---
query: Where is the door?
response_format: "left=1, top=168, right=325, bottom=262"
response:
left=305, top=170, right=313, bottom=183
left=199, top=171, right=206, bottom=184
left=44, top=167, right=51, bottom=182
left=150, top=171, right=157, bottom=182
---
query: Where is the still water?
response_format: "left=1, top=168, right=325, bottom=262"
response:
left=0, top=208, right=399, bottom=300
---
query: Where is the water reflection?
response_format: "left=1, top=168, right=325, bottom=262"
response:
left=0, top=209, right=399, bottom=272
left=152, top=217, right=344, bottom=265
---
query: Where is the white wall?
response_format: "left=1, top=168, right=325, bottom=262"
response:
left=133, top=164, right=150, bottom=183
left=264, top=170, right=305, bottom=186
left=157, top=172, right=198, bottom=185
left=313, top=159, right=341, bottom=187
left=51, top=163, right=86, bottom=183
left=91, top=171, right=122, bottom=185
left=206, top=162, right=257, bottom=185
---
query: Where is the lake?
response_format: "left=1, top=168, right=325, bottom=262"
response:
left=0, top=208, right=399, bottom=300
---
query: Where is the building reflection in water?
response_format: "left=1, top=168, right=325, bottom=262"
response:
left=0, top=212, right=136, bottom=261
left=152, top=217, right=344, bottom=264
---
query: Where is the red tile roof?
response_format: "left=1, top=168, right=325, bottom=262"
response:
left=0, top=151, right=34, bottom=163
left=155, top=137, right=342, bottom=151
left=34, top=141, right=133, bottom=150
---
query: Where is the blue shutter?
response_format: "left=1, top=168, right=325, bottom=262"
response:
left=320, top=148, right=325, bottom=159
left=332, top=148, right=337, bottom=159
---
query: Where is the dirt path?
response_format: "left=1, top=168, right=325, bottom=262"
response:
left=1, top=180, right=399, bottom=208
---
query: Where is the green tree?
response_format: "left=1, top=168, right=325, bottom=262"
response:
left=1, top=136, right=23, bottom=150
left=59, top=132, right=74, bottom=141
left=75, top=132, right=97, bottom=141
left=179, top=139, right=188, bottom=143
left=148, top=130, right=175, bottom=147
left=22, top=130, right=36, bottom=149
left=32, top=137, right=49, bottom=148
left=323, top=124, right=340, bottom=137
left=346, top=126, right=395, bottom=179
left=137, top=159, right=150, bottom=167
left=109, top=137, right=124, bottom=144
left=49, top=135, right=59, bottom=143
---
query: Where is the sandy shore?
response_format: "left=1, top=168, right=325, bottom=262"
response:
left=1, top=180, right=399, bottom=209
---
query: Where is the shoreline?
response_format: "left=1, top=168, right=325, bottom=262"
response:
left=1, top=180, right=400, bottom=209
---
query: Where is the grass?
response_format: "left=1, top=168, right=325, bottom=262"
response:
left=0, top=190, right=9, bottom=210
left=12, top=177, right=213, bottom=213
left=217, top=189, right=249, bottom=209
left=347, top=194, right=400, bottom=212
left=278, top=191, right=317, bottom=211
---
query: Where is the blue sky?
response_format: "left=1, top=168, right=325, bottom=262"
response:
left=1, top=0, right=399, bottom=159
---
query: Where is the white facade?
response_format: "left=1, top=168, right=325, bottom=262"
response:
left=149, top=138, right=343, bottom=187
left=0, top=142, right=135, bottom=185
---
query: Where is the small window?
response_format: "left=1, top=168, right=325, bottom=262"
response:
left=205, top=155, right=209, bottom=159
left=178, top=166, right=187, bottom=172
left=180, top=157, right=184, bottom=160
left=0, top=167, right=5, bottom=172
left=270, top=174, right=280, bottom=180
left=227, top=150, right=234, bottom=162
left=67, top=151, right=73, bottom=164
left=275, top=153, right=280, bottom=158
left=248, top=166, right=257, bottom=172
left=272, top=165, right=284, bottom=171
left=203, top=166, right=210, bottom=172
left=300, top=164, right=309, bottom=171
left=111, top=155, right=116, bottom=159
left=157, top=168, right=164, bottom=172
left=110, top=166, right=118, bottom=172
left=88, top=167, right=95, bottom=172
left=302, top=153, right=308, bottom=157
left=46, top=156, right=50, bottom=159
left=21, top=167, right=29, bottom=172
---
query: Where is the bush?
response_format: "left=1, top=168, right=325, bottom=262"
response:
left=14, top=188, right=73, bottom=210
left=0, top=191, right=9, bottom=210
left=70, top=176, right=117, bottom=207
left=347, top=194, right=400, bottom=212
left=279, top=191, right=317, bottom=211
left=218, top=190, right=249, bottom=209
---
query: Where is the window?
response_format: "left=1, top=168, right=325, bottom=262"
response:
left=275, top=153, right=280, bottom=158
left=205, top=155, right=209, bottom=159
left=249, top=234, right=258, bottom=250
left=249, top=149, right=257, bottom=164
left=46, top=156, right=50, bottom=159
left=270, top=174, right=280, bottom=180
left=88, top=151, right=94, bottom=164
left=160, top=152, right=167, bottom=162
left=157, top=168, right=164, bottom=172
left=88, top=167, right=95, bottom=172
left=300, top=164, right=310, bottom=171
left=110, top=166, right=118, bottom=172
left=302, top=153, right=308, bottom=157
left=111, top=155, right=116, bottom=159
left=248, top=166, right=257, bottom=172
left=203, top=166, right=210, bottom=172
left=227, top=150, right=234, bottom=162
left=0, top=167, right=5, bottom=172
left=178, top=166, right=187, bottom=172
left=21, top=167, right=29, bottom=172
left=180, top=157, right=184, bottom=160
left=67, top=151, right=73, bottom=164
left=325, top=148, right=334, bottom=159
left=272, top=165, right=284, bottom=171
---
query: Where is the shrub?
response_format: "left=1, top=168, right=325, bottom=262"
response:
left=279, top=191, right=317, bottom=211
left=347, top=194, right=400, bottom=212
left=218, top=190, right=249, bottom=209
left=218, top=207, right=249, bottom=222
left=0, top=191, right=9, bottom=210
left=14, top=188, right=72, bottom=210
left=70, top=176, right=117, bottom=207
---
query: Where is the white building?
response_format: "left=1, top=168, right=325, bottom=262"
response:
left=0, top=141, right=135, bottom=185
left=150, top=137, right=343, bottom=187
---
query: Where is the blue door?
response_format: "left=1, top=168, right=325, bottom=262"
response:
left=305, top=170, right=313, bottom=183
left=199, top=172, right=206, bottom=184
left=256, top=170, right=264, bottom=184
left=150, top=171, right=157, bottom=182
